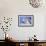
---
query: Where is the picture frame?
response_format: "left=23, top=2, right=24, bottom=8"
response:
left=18, top=15, right=34, bottom=27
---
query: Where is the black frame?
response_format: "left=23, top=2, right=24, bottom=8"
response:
left=18, top=15, right=34, bottom=27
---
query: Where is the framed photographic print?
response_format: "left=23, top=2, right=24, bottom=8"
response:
left=18, top=15, right=34, bottom=27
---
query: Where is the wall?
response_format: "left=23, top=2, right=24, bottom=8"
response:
left=0, top=0, right=46, bottom=40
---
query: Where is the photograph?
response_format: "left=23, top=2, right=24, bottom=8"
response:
left=18, top=15, right=34, bottom=27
